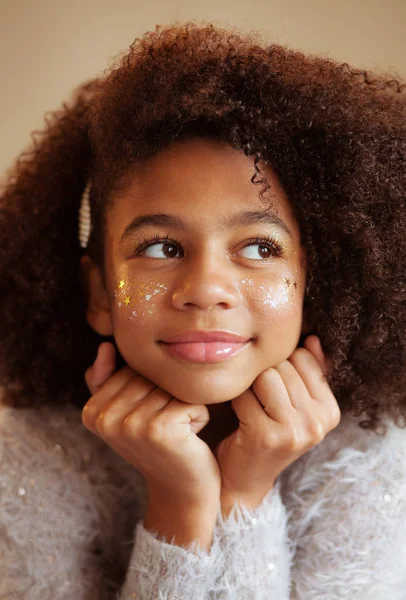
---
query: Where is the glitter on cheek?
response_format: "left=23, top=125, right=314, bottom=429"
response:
left=113, top=278, right=168, bottom=321
left=259, top=280, right=291, bottom=310
left=241, top=273, right=300, bottom=314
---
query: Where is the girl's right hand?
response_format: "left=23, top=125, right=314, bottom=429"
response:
left=82, top=342, right=222, bottom=510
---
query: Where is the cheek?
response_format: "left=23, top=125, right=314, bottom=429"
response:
left=241, top=268, right=304, bottom=363
left=241, top=266, right=303, bottom=322
left=111, top=276, right=168, bottom=326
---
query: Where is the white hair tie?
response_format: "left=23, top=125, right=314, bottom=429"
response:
left=78, top=179, right=92, bottom=249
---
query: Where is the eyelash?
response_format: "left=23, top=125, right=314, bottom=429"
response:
left=132, top=232, right=284, bottom=260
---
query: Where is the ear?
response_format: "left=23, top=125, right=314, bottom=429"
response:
left=80, top=254, right=113, bottom=336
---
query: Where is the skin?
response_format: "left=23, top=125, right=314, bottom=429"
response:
left=84, top=137, right=309, bottom=409
left=81, top=137, right=341, bottom=534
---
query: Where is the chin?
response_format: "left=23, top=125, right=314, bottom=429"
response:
left=160, top=377, right=253, bottom=405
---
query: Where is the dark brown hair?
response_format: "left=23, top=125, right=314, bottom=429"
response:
left=1, top=21, right=405, bottom=435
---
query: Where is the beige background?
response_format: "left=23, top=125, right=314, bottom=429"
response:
left=1, top=0, right=405, bottom=180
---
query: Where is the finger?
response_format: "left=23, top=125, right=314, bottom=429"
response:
left=84, top=361, right=133, bottom=405
left=137, top=398, right=210, bottom=438
left=303, top=335, right=326, bottom=372
left=93, top=342, right=117, bottom=385
left=275, top=358, right=331, bottom=439
left=304, top=335, right=332, bottom=378
left=235, top=368, right=295, bottom=426
left=289, top=347, right=329, bottom=399
left=85, top=343, right=117, bottom=395
left=82, top=367, right=147, bottom=431
left=288, top=347, right=339, bottom=416
left=231, top=387, right=274, bottom=430
left=273, top=359, right=312, bottom=409
left=93, top=383, right=171, bottom=439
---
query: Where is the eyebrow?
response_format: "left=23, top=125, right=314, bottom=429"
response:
left=121, top=209, right=293, bottom=241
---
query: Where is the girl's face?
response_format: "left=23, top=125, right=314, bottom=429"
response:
left=100, top=137, right=307, bottom=405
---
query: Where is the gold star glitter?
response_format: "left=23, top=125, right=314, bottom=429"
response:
left=124, top=296, right=131, bottom=306
left=119, top=280, right=125, bottom=289
left=293, top=280, right=298, bottom=289
left=283, top=277, right=292, bottom=287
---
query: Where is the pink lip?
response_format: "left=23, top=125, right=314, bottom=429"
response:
left=160, top=330, right=251, bottom=343
left=160, top=340, right=251, bottom=363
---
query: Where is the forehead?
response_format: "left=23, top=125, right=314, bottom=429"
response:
left=108, top=137, right=300, bottom=239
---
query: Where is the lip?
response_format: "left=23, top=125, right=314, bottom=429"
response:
left=160, top=330, right=252, bottom=343
left=160, top=339, right=251, bottom=363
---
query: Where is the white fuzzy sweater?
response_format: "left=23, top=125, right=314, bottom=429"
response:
left=1, top=397, right=405, bottom=599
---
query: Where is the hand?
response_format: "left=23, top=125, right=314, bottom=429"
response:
left=215, top=335, right=341, bottom=515
left=82, top=342, right=222, bottom=509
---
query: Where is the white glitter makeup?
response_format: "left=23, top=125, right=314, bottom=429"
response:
left=241, top=271, right=300, bottom=313
left=113, top=278, right=168, bottom=321
left=259, top=281, right=290, bottom=310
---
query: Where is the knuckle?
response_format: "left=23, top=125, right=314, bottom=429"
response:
left=122, top=413, right=140, bottom=439
left=281, top=425, right=302, bottom=453
left=82, top=404, right=97, bottom=429
left=308, top=419, right=325, bottom=443
left=256, top=426, right=274, bottom=449
left=95, top=410, right=115, bottom=436
left=285, top=437, right=301, bottom=453
left=144, top=417, right=166, bottom=442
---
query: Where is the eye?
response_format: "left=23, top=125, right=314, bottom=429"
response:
left=238, top=236, right=284, bottom=260
left=134, top=234, right=183, bottom=259
left=132, top=233, right=284, bottom=260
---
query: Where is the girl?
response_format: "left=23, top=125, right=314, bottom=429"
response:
left=0, top=20, right=405, bottom=600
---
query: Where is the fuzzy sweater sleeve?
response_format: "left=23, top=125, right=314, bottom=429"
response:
left=208, top=412, right=406, bottom=599
left=118, top=481, right=290, bottom=599
left=210, top=478, right=294, bottom=598
left=118, top=521, right=225, bottom=599
left=2, top=402, right=405, bottom=599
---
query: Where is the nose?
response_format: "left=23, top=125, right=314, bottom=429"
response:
left=171, top=255, right=241, bottom=312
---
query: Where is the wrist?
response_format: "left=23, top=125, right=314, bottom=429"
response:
left=220, top=483, right=275, bottom=518
left=144, top=498, right=218, bottom=551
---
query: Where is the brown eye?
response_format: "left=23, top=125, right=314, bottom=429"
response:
left=143, top=241, right=181, bottom=259
left=239, top=237, right=284, bottom=260
left=132, top=234, right=183, bottom=259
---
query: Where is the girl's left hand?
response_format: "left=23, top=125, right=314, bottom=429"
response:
left=215, top=335, right=341, bottom=516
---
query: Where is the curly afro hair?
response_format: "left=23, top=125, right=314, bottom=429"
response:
left=1, top=21, right=405, bottom=435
